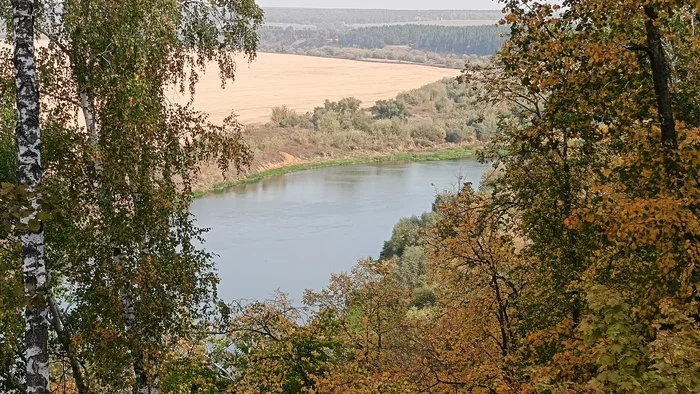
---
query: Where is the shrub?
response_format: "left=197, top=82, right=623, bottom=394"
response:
left=373, top=99, right=408, bottom=119
left=412, top=286, right=437, bottom=308
left=409, top=119, right=446, bottom=145
left=0, top=133, right=16, bottom=183
left=380, top=216, right=424, bottom=260
left=350, top=111, right=373, bottom=132
left=369, top=119, right=394, bottom=135
left=475, top=115, right=499, bottom=141
left=397, top=89, right=430, bottom=106
left=434, top=98, right=454, bottom=113
left=479, top=166, right=502, bottom=192
left=397, top=245, right=428, bottom=288
left=270, top=105, right=311, bottom=128
left=313, top=97, right=372, bottom=132
left=445, top=128, right=466, bottom=143
left=315, top=111, right=342, bottom=133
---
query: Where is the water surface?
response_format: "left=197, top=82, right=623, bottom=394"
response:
left=191, top=159, right=489, bottom=302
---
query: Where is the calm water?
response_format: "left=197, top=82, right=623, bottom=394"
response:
left=190, top=159, right=489, bottom=302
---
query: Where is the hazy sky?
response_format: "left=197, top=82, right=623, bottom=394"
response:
left=257, top=0, right=502, bottom=10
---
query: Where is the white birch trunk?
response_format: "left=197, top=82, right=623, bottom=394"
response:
left=80, top=91, right=96, bottom=142
left=12, top=0, right=49, bottom=392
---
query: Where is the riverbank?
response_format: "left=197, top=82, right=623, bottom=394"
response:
left=190, top=76, right=500, bottom=197
left=193, top=146, right=479, bottom=197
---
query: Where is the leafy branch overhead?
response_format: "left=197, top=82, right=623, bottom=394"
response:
left=1, top=0, right=262, bottom=392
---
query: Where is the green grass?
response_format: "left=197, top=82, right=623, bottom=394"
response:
left=193, top=147, right=479, bottom=198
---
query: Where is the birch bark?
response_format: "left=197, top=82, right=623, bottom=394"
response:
left=12, top=0, right=49, bottom=392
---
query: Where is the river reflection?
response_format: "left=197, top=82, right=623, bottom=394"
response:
left=190, top=159, right=490, bottom=302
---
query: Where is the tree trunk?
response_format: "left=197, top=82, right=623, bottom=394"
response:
left=80, top=92, right=95, bottom=137
left=115, top=246, right=155, bottom=394
left=644, top=5, right=677, bottom=149
left=12, top=0, right=50, bottom=393
left=48, top=295, right=88, bottom=394
left=133, top=355, right=158, bottom=394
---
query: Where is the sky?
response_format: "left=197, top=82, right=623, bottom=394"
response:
left=256, top=0, right=502, bottom=10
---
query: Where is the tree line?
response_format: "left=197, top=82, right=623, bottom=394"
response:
left=260, top=24, right=507, bottom=56
left=338, top=24, right=507, bottom=56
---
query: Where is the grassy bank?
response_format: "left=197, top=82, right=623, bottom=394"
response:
left=193, top=147, right=478, bottom=198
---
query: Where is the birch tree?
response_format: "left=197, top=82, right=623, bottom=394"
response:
left=1, top=0, right=262, bottom=392
left=41, top=1, right=260, bottom=391
left=10, top=0, right=49, bottom=392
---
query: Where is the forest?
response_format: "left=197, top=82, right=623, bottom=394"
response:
left=1, top=1, right=700, bottom=394
left=257, top=7, right=506, bottom=68
left=337, top=25, right=507, bottom=55
left=260, top=24, right=507, bottom=57
left=258, top=24, right=504, bottom=68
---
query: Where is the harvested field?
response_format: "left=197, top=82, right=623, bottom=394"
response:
left=167, top=52, right=458, bottom=125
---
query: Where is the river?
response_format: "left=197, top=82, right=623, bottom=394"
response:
left=190, top=158, right=490, bottom=302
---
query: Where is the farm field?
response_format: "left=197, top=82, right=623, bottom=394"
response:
left=167, top=52, right=458, bottom=125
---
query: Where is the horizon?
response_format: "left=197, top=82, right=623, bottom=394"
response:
left=257, top=0, right=502, bottom=10
left=261, top=6, right=499, bottom=10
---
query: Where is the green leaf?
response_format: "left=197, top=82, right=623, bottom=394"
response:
left=27, top=219, right=41, bottom=232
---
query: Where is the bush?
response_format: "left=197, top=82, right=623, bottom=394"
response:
left=479, top=166, right=502, bottom=192
left=409, top=119, right=446, bottom=145
left=270, top=105, right=312, bottom=128
left=434, top=97, right=454, bottom=113
left=397, top=245, right=427, bottom=288
left=369, top=119, right=394, bottom=135
left=315, top=111, right=342, bottom=133
left=397, top=89, right=430, bottom=106
left=412, top=286, right=437, bottom=308
left=373, top=99, right=408, bottom=119
left=313, top=97, right=372, bottom=132
left=445, top=128, right=467, bottom=143
left=350, top=111, right=373, bottom=132
left=380, top=216, right=424, bottom=260
left=474, top=115, right=499, bottom=141
left=431, top=193, right=455, bottom=212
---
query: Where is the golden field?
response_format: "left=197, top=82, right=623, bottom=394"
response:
left=167, top=52, right=459, bottom=125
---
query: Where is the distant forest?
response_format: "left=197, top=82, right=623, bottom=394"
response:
left=258, top=8, right=507, bottom=68
left=338, top=24, right=507, bottom=55
left=262, top=7, right=503, bottom=27
left=260, top=24, right=508, bottom=56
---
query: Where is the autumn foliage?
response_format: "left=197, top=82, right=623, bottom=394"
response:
left=2, top=0, right=700, bottom=392
left=191, top=1, right=699, bottom=393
